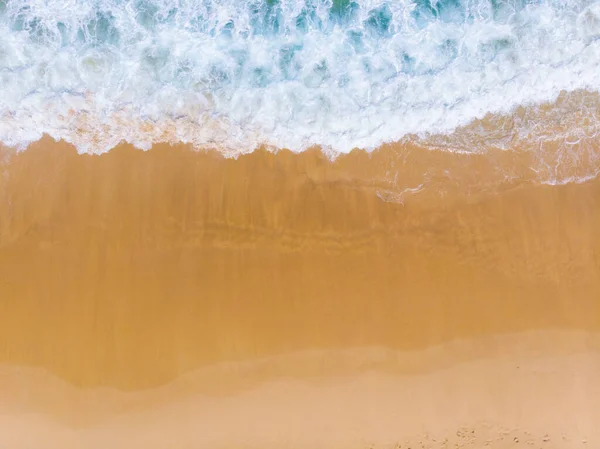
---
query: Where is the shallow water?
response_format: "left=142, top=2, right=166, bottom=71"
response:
left=2, top=0, right=600, bottom=170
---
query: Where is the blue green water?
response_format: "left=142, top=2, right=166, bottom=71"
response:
left=0, top=0, right=599, bottom=156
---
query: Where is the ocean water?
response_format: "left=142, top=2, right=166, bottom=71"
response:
left=1, top=0, right=600, bottom=178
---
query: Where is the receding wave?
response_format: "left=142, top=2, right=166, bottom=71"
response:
left=1, top=0, right=600, bottom=165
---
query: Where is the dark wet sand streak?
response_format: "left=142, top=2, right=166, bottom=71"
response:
left=0, top=138, right=599, bottom=392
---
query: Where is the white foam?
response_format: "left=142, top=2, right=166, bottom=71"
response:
left=1, top=0, right=600, bottom=159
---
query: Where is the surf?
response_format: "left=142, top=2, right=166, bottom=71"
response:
left=1, top=0, right=600, bottom=163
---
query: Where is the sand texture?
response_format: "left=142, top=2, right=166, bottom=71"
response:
left=0, top=138, right=599, bottom=447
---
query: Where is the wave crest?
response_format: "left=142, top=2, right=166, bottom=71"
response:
left=1, top=0, right=600, bottom=157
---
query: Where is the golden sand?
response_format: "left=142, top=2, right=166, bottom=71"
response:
left=0, top=137, right=599, bottom=447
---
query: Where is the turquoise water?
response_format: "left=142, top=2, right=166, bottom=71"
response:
left=0, top=0, right=599, bottom=157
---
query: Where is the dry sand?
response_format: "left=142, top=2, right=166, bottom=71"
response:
left=0, top=137, right=599, bottom=447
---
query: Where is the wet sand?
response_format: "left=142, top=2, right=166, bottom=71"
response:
left=0, top=137, right=599, bottom=447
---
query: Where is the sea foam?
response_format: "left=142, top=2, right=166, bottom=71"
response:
left=1, top=0, right=600, bottom=157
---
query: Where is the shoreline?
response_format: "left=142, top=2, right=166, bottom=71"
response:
left=1, top=138, right=599, bottom=389
left=0, top=137, right=599, bottom=447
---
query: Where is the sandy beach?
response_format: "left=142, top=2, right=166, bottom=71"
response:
left=0, top=137, right=599, bottom=447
